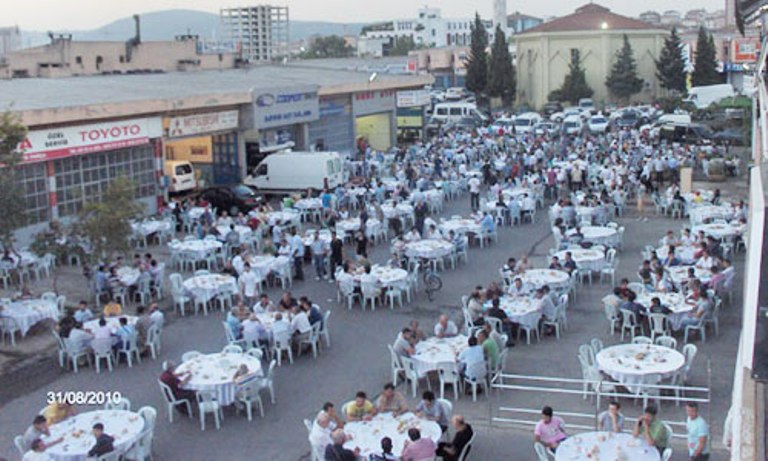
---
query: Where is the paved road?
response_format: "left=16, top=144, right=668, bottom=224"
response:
left=0, top=180, right=742, bottom=461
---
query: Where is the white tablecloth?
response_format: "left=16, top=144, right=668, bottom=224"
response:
left=679, top=190, right=715, bottom=205
left=294, top=198, right=323, bottom=210
left=43, top=410, right=144, bottom=461
left=302, top=230, right=333, bottom=247
left=343, top=413, right=442, bottom=458
left=2, top=299, right=59, bottom=336
left=169, top=239, right=223, bottom=259
left=131, top=219, right=173, bottom=237
left=352, top=265, right=408, bottom=288
left=117, top=267, right=141, bottom=286
left=666, top=265, right=712, bottom=286
left=83, top=315, right=138, bottom=332
left=177, top=352, right=263, bottom=406
left=655, top=245, right=698, bottom=265
left=496, top=296, right=542, bottom=329
left=267, top=210, right=301, bottom=227
left=555, top=432, right=660, bottom=461
left=404, top=239, right=454, bottom=259
left=688, top=205, right=734, bottom=224
left=380, top=203, right=414, bottom=219
left=183, top=274, right=238, bottom=302
left=567, top=226, right=618, bottom=246
left=336, top=218, right=381, bottom=234
left=439, top=218, right=482, bottom=235
left=412, top=335, right=467, bottom=376
left=596, top=344, right=685, bottom=392
left=215, top=225, right=252, bottom=242
left=187, top=207, right=208, bottom=221
left=517, top=269, right=570, bottom=290
left=245, top=255, right=290, bottom=279
left=555, top=249, right=605, bottom=272
left=692, top=223, right=743, bottom=240
left=636, top=292, right=693, bottom=315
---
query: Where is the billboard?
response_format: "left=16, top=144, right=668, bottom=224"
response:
left=252, top=85, right=319, bottom=130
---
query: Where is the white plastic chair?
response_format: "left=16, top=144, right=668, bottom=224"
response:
left=258, top=359, right=277, bottom=404
left=105, top=397, right=132, bottom=411
left=92, top=337, right=115, bottom=373
left=361, top=281, right=380, bottom=311
left=655, top=335, right=677, bottom=349
left=181, top=350, right=202, bottom=362
left=158, top=380, right=192, bottom=423
left=632, top=336, right=653, bottom=345
left=196, top=391, right=223, bottom=430
left=319, top=310, right=332, bottom=348
left=236, top=381, right=265, bottom=421
left=534, top=442, right=555, bottom=461
left=462, top=361, right=488, bottom=402
left=222, top=344, right=244, bottom=354
left=145, top=324, right=162, bottom=360
left=298, top=323, right=322, bottom=359
left=388, top=344, right=405, bottom=386
left=117, top=332, right=142, bottom=367
left=436, top=361, right=460, bottom=400
left=400, top=356, right=430, bottom=398
left=272, top=331, right=294, bottom=366
left=619, top=309, right=640, bottom=341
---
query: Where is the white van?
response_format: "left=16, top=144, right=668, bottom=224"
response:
left=514, top=112, right=542, bottom=134
left=431, top=102, right=487, bottom=124
left=244, top=151, right=345, bottom=192
left=445, top=87, right=466, bottom=100
left=684, top=84, right=736, bottom=109
left=164, top=160, right=197, bottom=194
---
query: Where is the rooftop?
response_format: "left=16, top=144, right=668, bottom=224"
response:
left=519, top=3, right=665, bottom=34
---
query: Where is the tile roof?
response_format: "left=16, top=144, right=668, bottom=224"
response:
left=519, top=3, right=662, bottom=34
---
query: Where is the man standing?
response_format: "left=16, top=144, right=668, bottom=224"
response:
left=469, top=175, right=481, bottom=211
left=238, top=263, right=259, bottom=306
left=329, top=231, right=344, bottom=282
left=290, top=229, right=305, bottom=281
left=685, top=402, right=710, bottom=461
left=310, top=231, right=329, bottom=281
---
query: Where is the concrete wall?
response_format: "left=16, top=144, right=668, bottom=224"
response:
left=516, top=29, right=667, bottom=109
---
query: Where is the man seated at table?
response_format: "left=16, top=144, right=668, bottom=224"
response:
left=509, top=278, right=531, bottom=297
left=23, top=438, right=62, bottom=461
left=534, top=406, right=568, bottom=451
left=598, top=401, right=625, bottom=433
left=408, top=320, right=428, bottom=344
left=466, top=287, right=486, bottom=325
left=415, top=390, right=449, bottom=432
left=501, top=257, right=518, bottom=280
left=393, top=328, right=415, bottom=357
left=242, top=313, right=269, bottom=348
left=616, top=278, right=636, bottom=301
left=548, top=256, right=563, bottom=271
left=115, top=317, right=136, bottom=351
left=485, top=298, right=516, bottom=342
left=436, top=415, right=474, bottom=461
left=369, top=436, right=397, bottom=461
left=562, top=252, right=578, bottom=274
left=291, top=304, right=313, bottom=349
left=447, top=230, right=465, bottom=254
left=316, top=401, right=344, bottom=431
left=457, top=336, right=485, bottom=380
left=346, top=391, right=377, bottom=422
left=434, top=314, right=459, bottom=338
left=103, top=299, right=122, bottom=317
left=568, top=227, right=584, bottom=245
left=225, top=306, right=243, bottom=340
left=660, top=230, right=679, bottom=247
left=402, top=428, right=437, bottom=461
left=278, top=291, right=298, bottom=311
left=87, top=423, right=115, bottom=458
left=375, top=382, right=408, bottom=416
left=478, top=329, right=499, bottom=371
left=73, top=301, right=93, bottom=323
left=253, top=293, right=276, bottom=313
left=661, top=246, right=681, bottom=267
left=675, top=290, right=713, bottom=332
left=42, top=402, right=77, bottom=426
left=632, top=404, right=669, bottom=454
left=479, top=212, right=495, bottom=235
left=159, top=362, right=195, bottom=415
left=23, top=416, right=60, bottom=451
left=325, top=428, right=359, bottom=461
left=695, top=249, right=716, bottom=270
left=309, top=411, right=335, bottom=457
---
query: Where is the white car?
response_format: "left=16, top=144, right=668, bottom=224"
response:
left=587, top=115, right=609, bottom=134
left=490, top=117, right=515, bottom=134
left=562, top=116, right=583, bottom=136
left=514, top=112, right=542, bottom=134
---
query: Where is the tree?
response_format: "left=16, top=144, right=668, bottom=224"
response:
left=465, top=13, right=489, bottom=95
left=301, top=35, right=354, bottom=59
left=0, top=111, right=29, bottom=249
left=76, top=177, right=144, bottom=263
left=692, top=26, right=721, bottom=87
left=655, top=27, right=687, bottom=94
left=486, top=25, right=516, bottom=105
left=549, top=49, right=593, bottom=105
left=390, top=36, right=417, bottom=56
left=605, top=34, right=643, bottom=104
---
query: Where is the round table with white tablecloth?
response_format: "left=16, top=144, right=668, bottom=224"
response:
left=343, top=413, right=442, bottom=459
left=636, top=291, right=695, bottom=331
left=176, top=352, right=263, bottom=406
left=566, top=226, right=618, bottom=246
left=412, top=335, right=467, bottom=376
left=517, top=269, right=570, bottom=291
left=187, top=207, right=208, bottom=221
left=293, top=198, right=323, bottom=210
left=666, top=265, right=712, bottom=287
left=655, top=244, right=698, bottom=265
left=131, top=219, right=173, bottom=237
left=245, top=254, right=290, bottom=279
left=116, top=267, right=141, bottom=286
left=1, top=298, right=59, bottom=336
left=439, top=218, right=482, bottom=236
left=688, top=205, right=735, bottom=224
left=335, top=218, right=381, bottom=234
left=182, top=274, right=238, bottom=302
left=555, top=248, right=605, bottom=272
left=83, top=315, right=138, bottom=332
left=403, top=239, right=454, bottom=259
left=692, top=223, right=743, bottom=240
left=43, top=410, right=145, bottom=461
left=596, top=344, right=685, bottom=392
left=495, top=296, right=541, bottom=329
left=266, top=210, right=301, bottom=227
left=302, top=229, right=332, bottom=247
left=168, top=239, right=222, bottom=259
left=555, top=432, right=660, bottom=461
left=214, top=224, right=252, bottom=242
left=379, top=203, right=414, bottom=220
left=352, top=265, right=408, bottom=288
left=1, top=250, right=39, bottom=270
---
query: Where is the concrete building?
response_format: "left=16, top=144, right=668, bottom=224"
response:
left=661, top=10, right=683, bottom=26
left=507, top=12, right=544, bottom=34
left=0, top=26, right=20, bottom=62
left=515, top=3, right=668, bottom=109
left=493, top=0, right=509, bottom=36
left=0, top=31, right=238, bottom=79
left=408, top=46, right=469, bottom=88
left=638, top=11, right=662, bottom=26
left=0, top=65, right=430, bottom=236
left=220, top=5, right=289, bottom=62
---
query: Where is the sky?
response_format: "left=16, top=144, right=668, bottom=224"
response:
left=1, top=0, right=726, bottom=31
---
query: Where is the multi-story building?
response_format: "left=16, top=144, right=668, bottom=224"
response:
left=0, top=26, right=20, bottom=62
left=661, top=10, right=683, bottom=26
left=220, top=5, right=289, bottom=62
left=507, top=12, right=544, bottom=34
left=639, top=11, right=662, bottom=26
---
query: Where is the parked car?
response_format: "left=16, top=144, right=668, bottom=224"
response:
left=542, top=101, right=563, bottom=117
left=534, top=121, right=559, bottom=137
left=445, top=116, right=483, bottom=131
left=587, top=115, right=609, bottom=134
left=578, top=98, right=596, bottom=115
left=712, top=127, right=745, bottom=146
left=490, top=117, right=516, bottom=134
left=562, top=116, right=583, bottom=136
left=514, top=112, right=542, bottom=134
left=658, top=123, right=714, bottom=145
left=615, top=109, right=641, bottom=129
left=199, top=184, right=263, bottom=216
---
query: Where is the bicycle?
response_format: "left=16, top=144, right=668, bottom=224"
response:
left=422, top=263, right=443, bottom=301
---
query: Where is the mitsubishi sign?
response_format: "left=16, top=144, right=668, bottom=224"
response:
left=17, top=117, right=162, bottom=163
left=251, top=85, right=319, bottom=129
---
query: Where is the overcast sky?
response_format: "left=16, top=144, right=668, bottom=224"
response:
left=2, top=0, right=726, bottom=31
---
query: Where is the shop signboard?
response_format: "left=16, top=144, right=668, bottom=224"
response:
left=252, top=85, right=319, bottom=129
left=396, top=90, right=431, bottom=108
left=17, top=117, right=162, bottom=164
left=166, top=110, right=239, bottom=138
left=353, top=89, right=396, bottom=116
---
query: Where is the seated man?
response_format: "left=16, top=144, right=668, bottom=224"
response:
left=509, top=278, right=531, bottom=297
left=415, top=391, right=449, bottom=432
left=325, top=429, right=359, bottom=461
left=534, top=406, right=567, bottom=450
left=436, top=415, right=474, bottom=461
left=562, top=252, right=578, bottom=274
left=434, top=314, right=459, bottom=338
left=309, top=412, right=334, bottom=458
left=159, top=361, right=196, bottom=415
left=345, top=391, right=377, bottom=422
left=598, top=401, right=625, bottom=433
left=401, top=428, right=437, bottom=461
left=393, top=328, right=415, bottom=357
left=87, top=423, right=114, bottom=458
left=73, top=301, right=93, bottom=323
left=457, top=336, right=485, bottom=380
left=22, top=416, right=58, bottom=451
left=375, top=382, right=408, bottom=416
left=632, top=404, right=669, bottom=454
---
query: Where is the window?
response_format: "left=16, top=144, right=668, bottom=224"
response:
left=326, top=160, right=334, bottom=174
left=449, top=108, right=463, bottom=115
left=436, top=108, right=448, bottom=115
left=75, top=56, right=82, bottom=65
left=175, top=164, right=193, bottom=175
left=14, top=163, right=49, bottom=224
left=255, top=164, right=268, bottom=176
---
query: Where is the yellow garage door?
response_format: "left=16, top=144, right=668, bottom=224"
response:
left=355, top=113, right=392, bottom=151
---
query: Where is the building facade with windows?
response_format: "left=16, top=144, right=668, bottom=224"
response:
left=220, top=4, right=289, bottom=62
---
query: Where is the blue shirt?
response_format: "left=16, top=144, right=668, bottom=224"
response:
left=226, top=312, right=242, bottom=338
left=480, top=215, right=495, bottom=233
left=686, top=416, right=709, bottom=456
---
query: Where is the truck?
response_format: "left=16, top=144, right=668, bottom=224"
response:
left=243, top=150, right=345, bottom=193
left=683, top=84, right=736, bottom=109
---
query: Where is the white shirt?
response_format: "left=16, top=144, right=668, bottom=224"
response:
left=150, top=310, right=165, bottom=328
left=232, top=255, right=245, bottom=275
left=290, top=311, right=312, bottom=334
left=239, top=270, right=259, bottom=297
left=272, top=319, right=292, bottom=340
left=468, top=177, right=481, bottom=194
left=93, top=325, right=113, bottom=339
left=309, top=421, right=333, bottom=455
left=360, top=272, right=379, bottom=286
left=23, top=452, right=53, bottom=461
left=434, top=320, right=458, bottom=337
left=696, top=256, right=715, bottom=270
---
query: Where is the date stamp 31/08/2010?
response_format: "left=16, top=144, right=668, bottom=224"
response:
left=46, top=391, right=123, bottom=406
